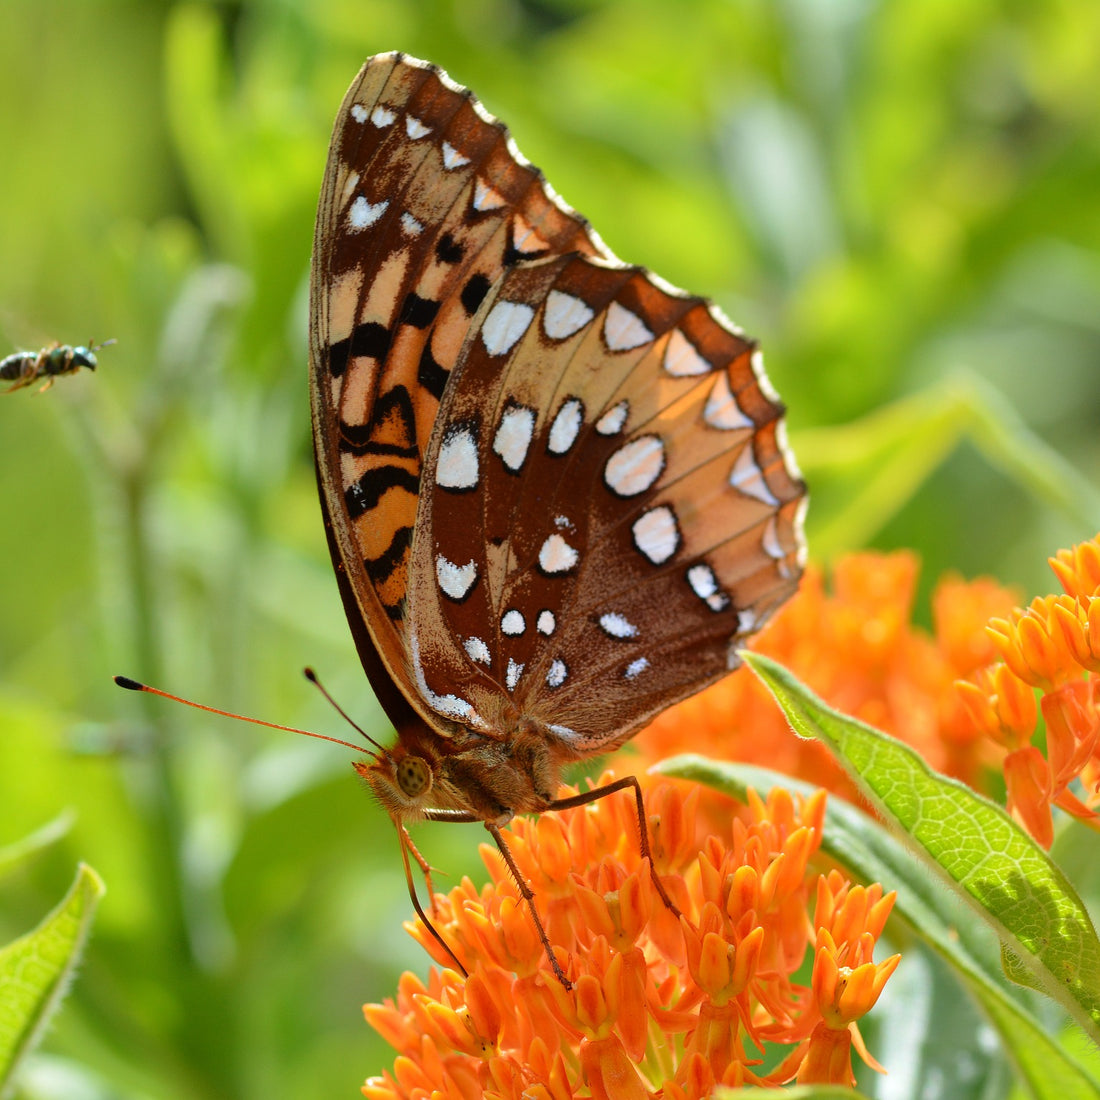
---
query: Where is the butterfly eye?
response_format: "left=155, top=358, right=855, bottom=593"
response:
left=396, top=755, right=432, bottom=798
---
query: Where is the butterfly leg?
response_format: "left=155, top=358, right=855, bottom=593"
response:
left=396, top=822, right=469, bottom=979
left=548, top=775, right=682, bottom=920
left=485, top=821, right=573, bottom=990
left=401, top=824, right=439, bottom=911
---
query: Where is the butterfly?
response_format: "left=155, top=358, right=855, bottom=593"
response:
left=308, top=52, right=807, bottom=986
left=1, top=339, right=113, bottom=393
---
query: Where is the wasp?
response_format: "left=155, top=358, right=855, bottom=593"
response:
left=1, top=338, right=114, bottom=392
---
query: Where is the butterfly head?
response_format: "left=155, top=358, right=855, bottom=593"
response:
left=353, top=727, right=442, bottom=821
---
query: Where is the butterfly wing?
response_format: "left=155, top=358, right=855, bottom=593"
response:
left=309, top=53, right=607, bottom=728
left=404, top=253, right=806, bottom=749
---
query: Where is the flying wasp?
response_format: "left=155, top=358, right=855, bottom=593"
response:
left=1, top=338, right=114, bottom=393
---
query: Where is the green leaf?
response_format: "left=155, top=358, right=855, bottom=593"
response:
left=0, top=863, right=105, bottom=1095
left=741, top=651, right=1100, bottom=1048
left=657, top=755, right=1100, bottom=1100
left=794, top=371, right=1100, bottom=556
left=0, top=811, right=74, bottom=882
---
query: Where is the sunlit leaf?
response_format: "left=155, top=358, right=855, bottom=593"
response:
left=0, top=864, right=105, bottom=1095
left=742, top=652, right=1100, bottom=1047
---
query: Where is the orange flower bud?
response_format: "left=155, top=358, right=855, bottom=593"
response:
left=991, top=664, right=1038, bottom=745
left=1049, top=536, right=1100, bottom=599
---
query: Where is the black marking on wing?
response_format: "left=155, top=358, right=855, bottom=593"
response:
left=418, top=343, right=450, bottom=401
left=401, top=292, right=441, bottom=329
left=344, top=467, right=420, bottom=519
left=364, top=525, right=414, bottom=585
left=340, top=386, right=419, bottom=457
left=503, top=242, right=549, bottom=268
left=328, top=322, right=392, bottom=377
left=461, top=274, right=491, bottom=316
left=436, top=232, right=465, bottom=265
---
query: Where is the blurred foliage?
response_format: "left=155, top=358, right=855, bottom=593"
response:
left=0, top=0, right=1097, bottom=1097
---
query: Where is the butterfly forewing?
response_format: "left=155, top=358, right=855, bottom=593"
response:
left=405, top=253, right=805, bottom=751
left=310, top=53, right=606, bottom=724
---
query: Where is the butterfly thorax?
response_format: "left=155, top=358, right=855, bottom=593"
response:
left=354, top=718, right=568, bottom=825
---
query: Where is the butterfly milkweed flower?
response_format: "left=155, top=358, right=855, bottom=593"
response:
left=633, top=552, right=1019, bottom=799
left=958, top=533, right=1100, bottom=847
left=363, top=778, right=898, bottom=1098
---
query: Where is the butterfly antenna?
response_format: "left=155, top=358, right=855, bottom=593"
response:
left=113, top=675, right=367, bottom=755
left=302, top=667, right=388, bottom=756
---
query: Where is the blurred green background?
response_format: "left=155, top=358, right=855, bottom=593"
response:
left=1, top=0, right=1097, bottom=1097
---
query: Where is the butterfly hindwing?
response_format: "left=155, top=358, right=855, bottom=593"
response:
left=405, top=253, right=805, bottom=750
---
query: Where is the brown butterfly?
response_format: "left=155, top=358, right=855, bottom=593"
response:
left=309, top=53, right=806, bottom=986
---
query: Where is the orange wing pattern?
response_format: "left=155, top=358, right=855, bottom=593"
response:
left=310, top=55, right=606, bottom=716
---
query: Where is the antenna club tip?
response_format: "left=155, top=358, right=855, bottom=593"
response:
left=303, top=667, right=318, bottom=683
left=114, top=675, right=144, bottom=691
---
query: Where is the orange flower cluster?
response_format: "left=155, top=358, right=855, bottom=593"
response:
left=363, top=779, right=898, bottom=1098
left=958, top=534, right=1100, bottom=846
left=632, top=553, right=1018, bottom=795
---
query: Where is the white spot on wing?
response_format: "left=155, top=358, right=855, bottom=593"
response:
left=776, top=419, right=804, bottom=481
left=492, top=403, right=536, bottom=473
left=406, top=115, right=430, bottom=139
left=633, top=506, right=680, bottom=564
left=537, top=610, right=556, bottom=635
left=604, top=302, right=654, bottom=351
left=401, top=212, right=424, bottom=237
left=441, top=141, right=471, bottom=170
left=704, top=371, right=754, bottom=430
left=350, top=104, right=367, bottom=122
left=539, top=534, right=579, bottom=574
left=543, top=291, right=594, bottom=340
left=762, top=516, right=785, bottom=561
left=437, top=424, right=479, bottom=491
left=548, top=398, right=584, bottom=454
left=599, top=612, right=637, bottom=639
left=596, top=401, right=629, bottom=436
left=604, top=435, right=665, bottom=497
left=663, top=329, right=710, bottom=376
left=687, top=563, right=731, bottom=612
left=750, top=348, right=780, bottom=403
left=410, top=631, right=485, bottom=728
left=624, top=657, right=649, bottom=680
left=340, top=171, right=360, bottom=203
left=473, top=177, right=505, bottom=212
left=464, top=636, right=491, bottom=664
left=547, top=659, right=568, bottom=688
left=728, top=445, right=778, bottom=505
left=370, top=105, right=396, bottom=127
left=793, top=496, right=809, bottom=568
left=347, top=197, right=388, bottom=231
left=482, top=301, right=534, bottom=356
left=506, top=659, right=524, bottom=692
left=548, top=724, right=580, bottom=742
left=435, top=555, right=478, bottom=601
left=511, top=215, right=548, bottom=256
left=501, top=609, right=525, bottom=636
